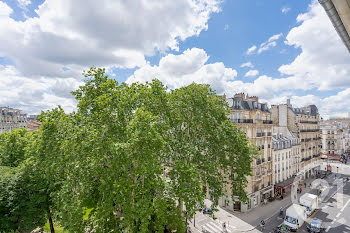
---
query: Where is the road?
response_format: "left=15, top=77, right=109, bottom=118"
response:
left=261, top=171, right=350, bottom=233
left=297, top=173, right=350, bottom=233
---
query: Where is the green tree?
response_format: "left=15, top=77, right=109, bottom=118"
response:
left=48, top=67, right=255, bottom=232
left=0, top=128, right=30, bottom=167
left=0, top=162, right=48, bottom=233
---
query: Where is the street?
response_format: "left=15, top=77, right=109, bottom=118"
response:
left=297, top=174, right=350, bottom=233
left=262, top=163, right=350, bottom=233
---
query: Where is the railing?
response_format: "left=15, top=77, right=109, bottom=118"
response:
left=232, top=119, right=254, bottom=123
left=263, top=120, right=273, bottom=124
left=300, top=129, right=319, bottom=132
left=300, top=121, right=318, bottom=124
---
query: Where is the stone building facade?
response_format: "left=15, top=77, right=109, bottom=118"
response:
left=320, top=123, right=345, bottom=156
left=272, top=129, right=300, bottom=183
left=0, top=107, right=27, bottom=134
left=220, top=93, right=274, bottom=212
left=271, top=100, right=321, bottom=180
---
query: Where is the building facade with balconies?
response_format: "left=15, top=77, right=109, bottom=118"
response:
left=271, top=100, right=321, bottom=180
left=0, top=107, right=27, bottom=134
left=272, top=128, right=300, bottom=197
left=220, top=93, right=274, bottom=212
left=320, top=123, right=344, bottom=156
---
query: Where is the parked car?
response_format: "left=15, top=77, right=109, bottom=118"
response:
left=307, top=218, right=325, bottom=233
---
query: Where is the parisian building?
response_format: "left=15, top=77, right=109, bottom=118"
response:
left=271, top=100, right=321, bottom=180
left=0, top=107, right=27, bottom=134
left=220, top=93, right=274, bottom=212
left=272, top=127, right=300, bottom=196
left=320, top=123, right=343, bottom=156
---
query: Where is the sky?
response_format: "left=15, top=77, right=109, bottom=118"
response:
left=0, top=0, right=350, bottom=118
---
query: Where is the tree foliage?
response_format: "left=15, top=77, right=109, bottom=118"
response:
left=0, top=67, right=256, bottom=233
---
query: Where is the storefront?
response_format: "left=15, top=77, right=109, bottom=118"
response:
left=260, top=185, right=273, bottom=203
left=274, top=176, right=300, bottom=197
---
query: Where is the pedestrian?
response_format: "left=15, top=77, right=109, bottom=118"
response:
left=300, top=187, right=302, bottom=193
left=304, top=182, right=307, bottom=188
left=297, top=188, right=299, bottom=193
left=260, top=220, right=265, bottom=231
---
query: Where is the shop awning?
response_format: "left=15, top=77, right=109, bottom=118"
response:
left=274, top=176, right=300, bottom=189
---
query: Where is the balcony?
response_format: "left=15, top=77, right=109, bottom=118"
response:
left=267, top=132, right=272, bottom=136
left=263, top=120, right=273, bottom=124
left=256, top=159, right=262, bottom=165
left=300, top=121, right=318, bottom=124
left=232, top=119, right=254, bottom=124
left=300, top=129, right=319, bottom=133
left=256, top=132, right=266, bottom=137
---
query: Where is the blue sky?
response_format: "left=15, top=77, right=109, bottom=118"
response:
left=0, top=0, right=350, bottom=117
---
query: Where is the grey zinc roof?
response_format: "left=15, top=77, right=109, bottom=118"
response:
left=230, top=97, right=270, bottom=112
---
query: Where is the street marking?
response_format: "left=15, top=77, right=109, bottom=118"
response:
left=336, top=213, right=341, bottom=218
left=203, top=222, right=222, bottom=233
left=326, top=226, right=331, bottom=232
left=340, top=198, right=350, bottom=212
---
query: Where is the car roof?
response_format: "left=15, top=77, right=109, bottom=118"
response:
left=310, top=218, right=322, bottom=224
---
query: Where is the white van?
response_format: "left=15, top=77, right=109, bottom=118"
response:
left=284, top=204, right=307, bottom=231
left=299, top=193, right=318, bottom=216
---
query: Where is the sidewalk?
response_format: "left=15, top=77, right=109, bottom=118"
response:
left=188, top=200, right=261, bottom=233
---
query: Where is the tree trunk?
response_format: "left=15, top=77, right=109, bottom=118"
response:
left=47, top=207, right=55, bottom=233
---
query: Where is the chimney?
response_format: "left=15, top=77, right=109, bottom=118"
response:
left=287, top=99, right=291, bottom=107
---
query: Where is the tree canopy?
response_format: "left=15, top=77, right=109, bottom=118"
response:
left=0, top=67, right=256, bottom=233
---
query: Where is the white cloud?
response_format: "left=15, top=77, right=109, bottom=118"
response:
left=0, top=0, right=221, bottom=77
left=0, top=1, right=13, bottom=16
left=240, top=62, right=254, bottom=68
left=279, top=1, right=350, bottom=90
left=282, top=7, right=291, bottom=13
left=0, top=0, right=222, bottom=113
left=17, top=0, right=31, bottom=10
left=127, top=48, right=237, bottom=94
left=246, top=45, right=257, bottom=55
left=257, top=33, right=283, bottom=54
left=244, top=69, right=259, bottom=77
left=0, top=65, right=82, bottom=114
left=246, top=33, right=283, bottom=55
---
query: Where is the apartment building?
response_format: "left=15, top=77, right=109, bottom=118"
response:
left=221, top=93, right=274, bottom=212
left=0, top=107, right=27, bottom=134
left=271, top=100, right=321, bottom=180
left=272, top=127, right=300, bottom=196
